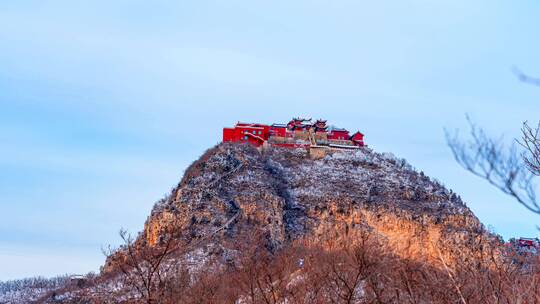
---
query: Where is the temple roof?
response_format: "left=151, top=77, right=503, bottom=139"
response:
left=327, top=125, right=348, bottom=132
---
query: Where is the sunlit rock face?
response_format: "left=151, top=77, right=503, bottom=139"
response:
left=136, top=143, right=488, bottom=268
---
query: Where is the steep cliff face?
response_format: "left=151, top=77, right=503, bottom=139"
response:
left=139, top=143, right=487, bottom=267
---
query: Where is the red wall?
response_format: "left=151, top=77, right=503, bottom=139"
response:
left=328, top=130, right=350, bottom=140
left=269, top=126, right=286, bottom=137
left=223, top=123, right=270, bottom=147
left=223, top=128, right=236, bottom=142
left=351, top=133, right=363, bottom=141
left=350, top=132, right=364, bottom=146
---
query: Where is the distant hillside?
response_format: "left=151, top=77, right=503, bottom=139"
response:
left=0, top=276, right=70, bottom=304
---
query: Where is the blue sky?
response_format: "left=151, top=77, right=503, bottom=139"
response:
left=1, top=1, right=539, bottom=280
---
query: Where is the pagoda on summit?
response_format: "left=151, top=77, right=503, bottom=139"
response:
left=287, top=117, right=312, bottom=131
left=312, top=119, right=328, bottom=133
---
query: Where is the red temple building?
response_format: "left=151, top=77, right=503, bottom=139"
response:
left=223, top=117, right=365, bottom=150
left=517, top=237, right=540, bottom=248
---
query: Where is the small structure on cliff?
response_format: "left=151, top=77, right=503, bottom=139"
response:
left=516, top=237, right=540, bottom=254
left=505, top=237, right=540, bottom=256
left=222, top=117, right=365, bottom=151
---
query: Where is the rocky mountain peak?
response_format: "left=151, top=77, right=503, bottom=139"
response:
left=140, top=143, right=484, bottom=266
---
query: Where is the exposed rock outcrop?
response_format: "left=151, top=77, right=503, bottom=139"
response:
left=133, top=143, right=489, bottom=268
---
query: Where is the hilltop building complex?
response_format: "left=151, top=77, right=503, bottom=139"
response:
left=223, top=117, right=365, bottom=150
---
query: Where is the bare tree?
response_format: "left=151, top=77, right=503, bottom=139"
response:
left=97, top=229, right=540, bottom=304
left=103, top=228, right=186, bottom=304
left=446, top=117, right=540, bottom=214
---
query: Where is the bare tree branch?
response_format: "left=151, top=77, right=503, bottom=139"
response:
left=519, top=121, right=540, bottom=176
left=445, top=116, right=540, bottom=214
left=512, top=67, right=540, bottom=87
left=102, top=224, right=186, bottom=304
